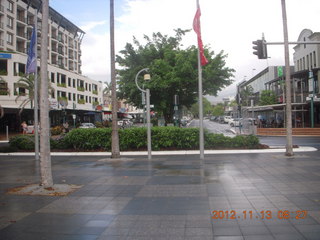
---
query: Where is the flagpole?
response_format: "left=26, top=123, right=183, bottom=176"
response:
left=195, top=0, right=204, bottom=159
left=33, top=9, right=39, bottom=161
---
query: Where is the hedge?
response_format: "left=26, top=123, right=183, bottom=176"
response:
left=5, top=127, right=261, bottom=152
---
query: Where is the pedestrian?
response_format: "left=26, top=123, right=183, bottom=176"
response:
left=63, top=122, right=69, bottom=133
left=21, top=121, right=28, bottom=135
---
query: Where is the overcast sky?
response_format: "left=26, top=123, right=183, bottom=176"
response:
left=50, top=0, right=320, bottom=102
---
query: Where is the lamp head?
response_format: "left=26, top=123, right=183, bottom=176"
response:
left=144, top=74, right=151, bottom=81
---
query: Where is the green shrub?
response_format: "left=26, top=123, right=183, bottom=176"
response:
left=7, top=127, right=261, bottom=152
left=119, top=127, right=147, bottom=150
left=9, top=135, right=35, bottom=150
left=64, top=128, right=112, bottom=150
left=50, top=135, right=72, bottom=149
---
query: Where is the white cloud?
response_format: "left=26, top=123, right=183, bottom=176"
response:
left=78, top=0, right=320, bottom=99
left=81, top=20, right=107, bottom=32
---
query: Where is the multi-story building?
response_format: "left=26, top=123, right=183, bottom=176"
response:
left=0, top=0, right=103, bottom=132
left=236, top=29, right=320, bottom=129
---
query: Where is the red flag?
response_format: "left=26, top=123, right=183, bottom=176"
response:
left=193, top=6, right=208, bottom=66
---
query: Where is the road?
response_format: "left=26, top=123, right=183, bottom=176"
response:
left=188, top=119, right=320, bottom=150
left=188, top=119, right=235, bottom=137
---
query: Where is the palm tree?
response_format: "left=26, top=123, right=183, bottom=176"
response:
left=0, top=77, right=9, bottom=118
left=103, top=81, right=111, bottom=95
left=15, top=74, right=37, bottom=114
left=15, top=74, right=52, bottom=115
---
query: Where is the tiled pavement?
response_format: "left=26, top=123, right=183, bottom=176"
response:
left=0, top=152, right=320, bottom=240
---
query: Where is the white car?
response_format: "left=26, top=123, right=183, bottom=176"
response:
left=229, top=118, right=242, bottom=127
left=118, top=119, right=133, bottom=128
left=223, top=116, right=232, bottom=124
left=79, top=123, right=96, bottom=128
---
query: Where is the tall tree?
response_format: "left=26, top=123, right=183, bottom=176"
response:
left=39, top=0, right=53, bottom=187
left=110, top=0, right=120, bottom=158
left=116, top=29, right=234, bottom=124
left=240, top=85, right=254, bottom=106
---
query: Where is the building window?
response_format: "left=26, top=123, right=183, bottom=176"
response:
left=0, top=80, right=8, bottom=95
left=6, top=32, right=13, bottom=45
left=73, top=93, right=76, bottom=101
left=313, top=51, right=317, bottom=68
left=0, top=59, right=8, bottom=75
left=7, top=16, right=13, bottom=29
left=73, top=79, right=75, bottom=88
left=310, top=53, right=313, bottom=69
left=51, top=72, right=55, bottom=83
left=8, top=1, right=13, bottom=13
left=68, top=77, right=71, bottom=87
left=14, top=82, right=25, bottom=96
left=13, top=62, right=25, bottom=76
left=51, top=89, right=55, bottom=98
left=68, top=92, right=71, bottom=101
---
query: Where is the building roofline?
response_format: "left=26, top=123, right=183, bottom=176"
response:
left=22, top=0, right=85, bottom=37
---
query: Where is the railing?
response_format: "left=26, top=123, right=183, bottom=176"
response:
left=17, top=48, right=27, bottom=53
left=17, top=31, right=27, bottom=39
left=17, top=16, right=27, bottom=24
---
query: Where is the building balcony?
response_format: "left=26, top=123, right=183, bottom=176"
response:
left=16, top=16, right=27, bottom=25
left=0, top=5, right=4, bottom=15
left=16, top=31, right=27, bottom=39
left=17, top=47, right=27, bottom=54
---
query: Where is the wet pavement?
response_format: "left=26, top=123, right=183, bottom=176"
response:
left=0, top=152, right=320, bottom=240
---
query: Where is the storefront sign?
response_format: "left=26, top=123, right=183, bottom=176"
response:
left=0, top=53, right=12, bottom=59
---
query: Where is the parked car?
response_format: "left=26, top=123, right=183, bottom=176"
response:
left=229, top=118, right=242, bottom=127
left=223, top=116, right=232, bottom=124
left=241, top=118, right=257, bottom=126
left=216, top=116, right=224, bottom=123
left=79, top=123, right=96, bottom=128
left=118, top=119, right=133, bottom=128
left=210, top=116, right=217, bottom=121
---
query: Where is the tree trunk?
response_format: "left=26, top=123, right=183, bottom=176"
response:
left=39, top=0, right=53, bottom=186
left=110, top=0, right=120, bottom=158
left=281, top=0, right=293, bottom=156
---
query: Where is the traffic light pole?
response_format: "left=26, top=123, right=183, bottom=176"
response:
left=265, top=41, right=320, bottom=45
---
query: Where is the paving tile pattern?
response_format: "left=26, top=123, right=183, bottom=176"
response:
left=0, top=152, right=320, bottom=239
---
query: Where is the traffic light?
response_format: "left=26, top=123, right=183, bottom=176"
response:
left=252, top=40, right=268, bottom=59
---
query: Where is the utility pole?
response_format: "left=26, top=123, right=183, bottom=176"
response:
left=281, top=0, right=293, bottom=156
left=110, top=0, right=120, bottom=158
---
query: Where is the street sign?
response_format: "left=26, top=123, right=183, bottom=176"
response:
left=277, top=66, right=283, bottom=77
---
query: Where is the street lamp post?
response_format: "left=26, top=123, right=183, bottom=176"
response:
left=135, top=68, right=152, bottom=160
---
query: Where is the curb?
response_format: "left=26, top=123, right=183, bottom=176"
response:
left=0, top=146, right=317, bottom=157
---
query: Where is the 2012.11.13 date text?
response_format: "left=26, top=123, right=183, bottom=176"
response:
left=211, top=210, right=308, bottom=220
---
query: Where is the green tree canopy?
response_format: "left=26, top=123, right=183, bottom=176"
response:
left=116, top=29, right=234, bottom=123
left=259, top=90, right=277, bottom=105
left=240, top=85, right=254, bottom=106
left=212, top=103, right=225, bottom=116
